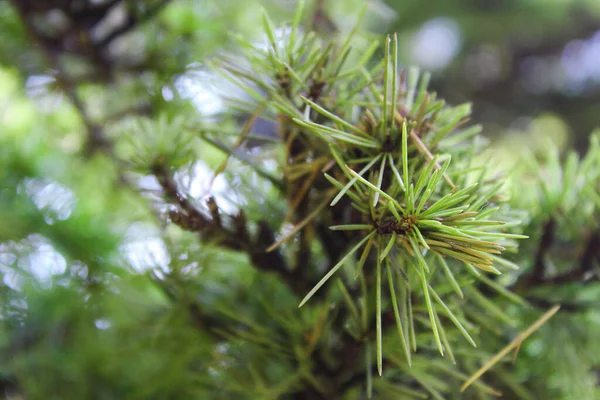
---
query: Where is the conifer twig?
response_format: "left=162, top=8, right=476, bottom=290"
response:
left=151, top=163, right=312, bottom=296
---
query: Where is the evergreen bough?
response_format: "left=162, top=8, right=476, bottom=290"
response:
left=1, top=2, right=600, bottom=399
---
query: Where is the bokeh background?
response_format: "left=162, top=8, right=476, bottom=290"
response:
left=3, top=0, right=600, bottom=150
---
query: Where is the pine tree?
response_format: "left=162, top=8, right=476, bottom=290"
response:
left=1, top=1, right=599, bottom=399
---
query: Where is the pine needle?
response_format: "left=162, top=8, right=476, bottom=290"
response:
left=460, top=305, right=561, bottom=392
left=267, top=192, right=333, bottom=252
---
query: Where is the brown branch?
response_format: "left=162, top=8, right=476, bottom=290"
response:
left=523, top=218, right=556, bottom=286
left=525, top=296, right=596, bottom=313
left=544, top=231, right=600, bottom=284
left=311, top=0, right=337, bottom=35
left=151, top=163, right=312, bottom=296
left=8, top=0, right=114, bottom=155
left=516, top=225, right=599, bottom=291
left=74, top=0, right=124, bottom=30
left=96, top=0, right=172, bottom=48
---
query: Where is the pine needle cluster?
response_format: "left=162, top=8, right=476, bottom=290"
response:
left=2, top=1, right=600, bottom=399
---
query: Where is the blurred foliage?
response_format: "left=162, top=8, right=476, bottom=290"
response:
left=0, top=0, right=599, bottom=399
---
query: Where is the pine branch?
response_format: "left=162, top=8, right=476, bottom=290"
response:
left=525, top=296, right=594, bottom=312
left=96, top=0, right=172, bottom=48
left=9, top=0, right=114, bottom=155
left=150, top=163, right=312, bottom=296
left=519, top=224, right=599, bottom=289
left=545, top=230, right=600, bottom=284
left=150, top=272, right=229, bottom=339
left=524, top=218, right=556, bottom=286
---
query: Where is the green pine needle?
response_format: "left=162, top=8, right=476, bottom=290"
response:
left=386, top=258, right=412, bottom=366
left=376, top=254, right=383, bottom=376
left=299, top=231, right=376, bottom=307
